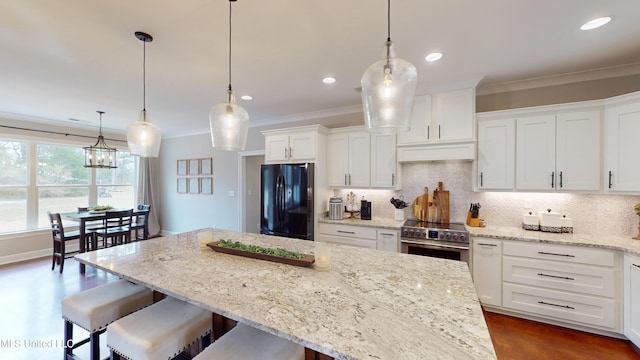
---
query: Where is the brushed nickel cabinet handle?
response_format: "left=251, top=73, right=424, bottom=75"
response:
left=538, top=301, right=575, bottom=310
left=537, top=273, right=574, bottom=281
left=538, top=251, right=575, bottom=258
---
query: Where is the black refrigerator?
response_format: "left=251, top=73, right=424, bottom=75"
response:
left=260, top=163, right=314, bottom=240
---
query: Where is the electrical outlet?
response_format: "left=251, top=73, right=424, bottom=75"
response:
left=524, top=198, right=533, bottom=209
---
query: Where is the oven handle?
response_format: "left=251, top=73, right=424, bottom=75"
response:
left=400, top=239, right=469, bottom=251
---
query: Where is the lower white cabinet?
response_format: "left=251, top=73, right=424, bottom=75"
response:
left=624, top=253, right=640, bottom=346
left=472, top=238, right=623, bottom=334
left=317, top=223, right=398, bottom=252
left=376, top=230, right=399, bottom=252
left=472, top=238, right=503, bottom=307
left=317, top=223, right=377, bottom=249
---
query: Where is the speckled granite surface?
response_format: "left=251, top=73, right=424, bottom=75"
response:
left=76, top=229, right=496, bottom=360
left=469, top=225, right=640, bottom=256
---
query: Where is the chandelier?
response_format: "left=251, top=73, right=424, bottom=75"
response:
left=84, top=111, right=117, bottom=169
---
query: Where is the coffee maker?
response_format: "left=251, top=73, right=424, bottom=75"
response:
left=360, top=199, right=372, bottom=220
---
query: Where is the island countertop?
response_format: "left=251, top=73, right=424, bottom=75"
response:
left=75, top=229, right=496, bottom=360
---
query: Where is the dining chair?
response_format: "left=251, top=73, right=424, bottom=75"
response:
left=131, top=204, right=151, bottom=241
left=77, top=207, right=105, bottom=250
left=94, top=209, right=133, bottom=247
left=48, top=211, right=81, bottom=273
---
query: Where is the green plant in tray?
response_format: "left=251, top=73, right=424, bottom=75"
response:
left=88, top=205, right=114, bottom=211
left=218, top=239, right=306, bottom=259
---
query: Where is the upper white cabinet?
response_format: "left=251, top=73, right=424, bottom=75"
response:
left=477, top=118, right=515, bottom=190
left=604, top=92, right=640, bottom=192
left=397, top=94, right=432, bottom=144
left=370, top=133, right=398, bottom=188
left=515, top=109, right=601, bottom=191
left=263, top=125, right=327, bottom=163
left=624, top=253, right=640, bottom=347
left=397, top=88, right=476, bottom=162
left=327, top=129, right=370, bottom=187
left=433, top=88, right=475, bottom=141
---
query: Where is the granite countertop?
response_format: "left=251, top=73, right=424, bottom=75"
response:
left=469, top=225, right=640, bottom=256
left=319, top=216, right=404, bottom=230
left=76, top=229, right=496, bottom=360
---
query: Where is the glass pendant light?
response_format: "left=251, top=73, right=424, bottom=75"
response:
left=361, top=0, right=417, bottom=134
left=84, top=111, right=118, bottom=169
left=209, top=0, right=249, bottom=151
left=127, top=31, right=162, bottom=157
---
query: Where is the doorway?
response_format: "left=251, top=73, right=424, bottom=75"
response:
left=238, top=151, right=264, bottom=233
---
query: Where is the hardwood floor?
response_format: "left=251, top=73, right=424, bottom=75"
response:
left=484, top=311, right=640, bottom=360
left=1, top=256, right=639, bottom=359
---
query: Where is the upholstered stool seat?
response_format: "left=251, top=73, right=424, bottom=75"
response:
left=107, top=297, right=212, bottom=360
left=194, top=323, right=305, bottom=360
left=61, top=279, right=153, bottom=360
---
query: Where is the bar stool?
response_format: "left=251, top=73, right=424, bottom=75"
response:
left=61, top=279, right=154, bottom=360
left=107, top=297, right=212, bottom=360
left=194, top=323, right=305, bottom=360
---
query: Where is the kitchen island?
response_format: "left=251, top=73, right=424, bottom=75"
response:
left=75, top=229, right=496, bottom=360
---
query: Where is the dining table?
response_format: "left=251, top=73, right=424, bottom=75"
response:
left=62, top=208, right=147, bottom=274
left=74, top=228, right=497, bottom=359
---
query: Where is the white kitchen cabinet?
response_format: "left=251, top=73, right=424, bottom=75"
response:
left=604, top=92, right=640, bottom=192
left=327, top=129, right=370, bottom=188
left=477, top=118, right=515, bottom=190
left=263, top=126, right=326, bottom=163
left=472, top=238, right=503, bottom=307
left=501, top=241, right=620, bottom=331
left=370, top=133, right=398, bottom=188
left=516, top=115, right=557, bottom=190
left=624, top=253, right=640, bottom=346
left=516, top=110, right=600, bottom=191
left=397, top=94, right=431, bottom=144
left=397, top=88, right=475, bottom=145
left=376, top=230, right=399, bottom=252
left=317, top=223, right=377, bottom=249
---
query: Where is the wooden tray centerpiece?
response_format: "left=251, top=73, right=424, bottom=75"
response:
left=207, top=240, right=315, bottom=267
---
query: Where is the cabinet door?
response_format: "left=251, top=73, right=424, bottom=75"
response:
left=605, top=102, right=640, bottom=191
left=556, top=111, right=601, bottom=191
left=377, top=230, right=399, bottom=252
left=327, top=134, right=349, bottom=186
left=516, top=115, right=556, bottom=190
left=433, top=88, right=475, bottom=141
left=370, top=133, right=397, bottom=188
left=472, top=238, right=502, bottom=307
left=397, top=94, right=431, bottom=144
left=347, top=131, right=370, bottom=187
left=289, top=132, right=317, bottom=161
left=477, top=118, right=515, bottom=190
left=265, top=134, right=290, bottom=162
left=624, top=254, right=640, bottom=346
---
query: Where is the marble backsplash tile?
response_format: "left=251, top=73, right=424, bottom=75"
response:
left=332, top=162, right=640, bottom=238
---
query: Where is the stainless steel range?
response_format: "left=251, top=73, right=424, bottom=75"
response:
left=400, top=220, right=470, bottom=263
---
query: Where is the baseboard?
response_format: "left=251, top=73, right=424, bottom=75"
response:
left=0, top=249, right=51, bottom=266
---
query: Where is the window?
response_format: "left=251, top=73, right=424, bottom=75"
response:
left=0, top=139, right=136, bottom=234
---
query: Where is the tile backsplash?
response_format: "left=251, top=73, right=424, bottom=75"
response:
left=333, top=161, right=640, bottom=237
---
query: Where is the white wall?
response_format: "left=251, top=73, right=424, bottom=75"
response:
left=159, top=133, right=240, bottom=233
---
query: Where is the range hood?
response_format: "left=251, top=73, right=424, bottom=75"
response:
left=397, top=140, right=476, bottom=162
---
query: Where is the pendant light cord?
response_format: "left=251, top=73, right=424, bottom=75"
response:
left=227, top=0, right=233, bottom=92
left=142, top=40, right=147, bottom=111
left=387, top=0, right=391, bottom=42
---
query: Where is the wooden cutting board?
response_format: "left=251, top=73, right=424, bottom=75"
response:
left=412, top=186, right=430, bottom=222
left=433, top=182, right=450, bottom=224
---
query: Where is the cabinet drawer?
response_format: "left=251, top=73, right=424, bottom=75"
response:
left=316, top=234, right=377, bottom=249
left=503, top=257, right=615, bottom=297
left=503, top=241, right=614, bottom=267
left=318, top=223, right=377, bottom=240
left=503, top=283, right=616, bottom=329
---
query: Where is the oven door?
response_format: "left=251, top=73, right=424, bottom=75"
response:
left=401, top=239, right=469, bottom=263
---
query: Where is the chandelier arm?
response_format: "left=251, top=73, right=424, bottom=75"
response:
left=228, top=0, right=233, bottom=91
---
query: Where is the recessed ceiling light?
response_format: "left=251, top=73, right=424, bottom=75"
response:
left=425, top=52, right=443, bottom=62
left=240, top=95, right=253, bottom=101
left=580, top=16, right=611, bottom=30
left=322, top=77, right=336, bottom=84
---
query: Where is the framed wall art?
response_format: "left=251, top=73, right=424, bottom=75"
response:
left=177, top=160, right=187, bottom=176
left=188, top=178, right=200, bottom=194
left=177, top=178, right=187, bottom=193
left=201, top=177, right=213, bottom=194
left=201, top=158, right=212, bottom=175
left=189, top=159, right=200, bottom=175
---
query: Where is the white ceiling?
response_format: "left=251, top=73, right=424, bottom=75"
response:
left=1, top=0, right=640, bottom=138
